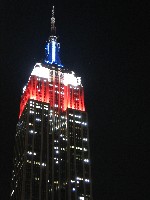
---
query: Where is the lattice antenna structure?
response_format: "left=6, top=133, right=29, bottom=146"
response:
left=51, top=6, right=56, bottom=35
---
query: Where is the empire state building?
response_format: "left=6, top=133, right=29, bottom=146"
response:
left=10, top=6, right=93, bottom=200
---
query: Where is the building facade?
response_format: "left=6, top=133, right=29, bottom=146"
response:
left=10, top=7, right=93, bottom=200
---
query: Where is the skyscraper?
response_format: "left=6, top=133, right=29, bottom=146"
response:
left=10, top=6, right=93, bottom=200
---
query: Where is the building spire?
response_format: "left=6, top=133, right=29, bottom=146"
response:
left=45, top=6, right=63, bottom=67
left=51, top=6, right=56, bottom=35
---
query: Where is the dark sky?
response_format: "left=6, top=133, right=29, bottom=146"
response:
left=0, top=0, right=149, bottom=199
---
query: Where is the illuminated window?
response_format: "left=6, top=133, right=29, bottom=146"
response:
left=85, top=179, right=90, bottom=182
left=84, top=159, right=89, bottom=163
left=27, top=151, right=36, bottom=155
left=79, top=197, right=84, bottom=200
left=83, top=138, right=88, bottom=141
left=83, top=148, right=87, bottom=152
left=36, top=118, right=41, bottom=121
left=29, top=130, right=34, bottom=133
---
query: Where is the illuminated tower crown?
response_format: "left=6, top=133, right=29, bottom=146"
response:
left=19, top=7, right=85, bottom=117
left=45, top=6, right=63, bottom=67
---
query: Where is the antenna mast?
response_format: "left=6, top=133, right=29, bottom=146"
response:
left=51, top=6, right=56, bottom=35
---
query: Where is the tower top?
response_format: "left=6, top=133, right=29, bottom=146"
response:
left=45, top=6, right=63, bottom=67
left=51, top=6, right=56, bottom=36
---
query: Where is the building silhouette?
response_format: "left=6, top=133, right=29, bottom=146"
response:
left=10, top=6, right=93, bottom=200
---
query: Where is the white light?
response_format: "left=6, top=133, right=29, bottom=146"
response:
left=31, top=63, right=49, bottom=79
left=79, top=197, right=84, bottom=200
left=29, top=130, right=34, bottom=133
left=36, top=105, right=41, bottom=109
left=11, top=190, right=14, bottom=196
left=30, top=111, right=34, bottom=114
left=23, top=85, right=26, bottom=93
left=63, top=72, right=81, bottom=86
left=52, top=40, right=56, bottom=62
left=72, top=188, right=75, bottom=191
left=75, top=115, right=81, bottom=118
left=84, top=159, right=89, bottom=163
left=75, top=120, right=81, bottom=124
left=76, top=147, right=82, bottom=151
left=83, top=148, right=87, bottom=152
left=36, top=118, right=41, bottom=122
left=76, top=177, right=83, bottom=180
left=82, top=122, right=87, bottom=126
left=27, top=151, right=36, bottom=155
left=83, top=138, right=88, bottom=141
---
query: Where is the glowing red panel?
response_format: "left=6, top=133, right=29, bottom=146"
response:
left=19, top=75, right=85, bottom=118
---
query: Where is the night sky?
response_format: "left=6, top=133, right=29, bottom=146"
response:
left=0, top=0, right=149, bottom=199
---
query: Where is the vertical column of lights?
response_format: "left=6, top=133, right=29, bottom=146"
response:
left=66, top=110, right=90, bottom=198
left=52, top=40, right=56, bottom=63
left=53, top=69, right=59, bottom=200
